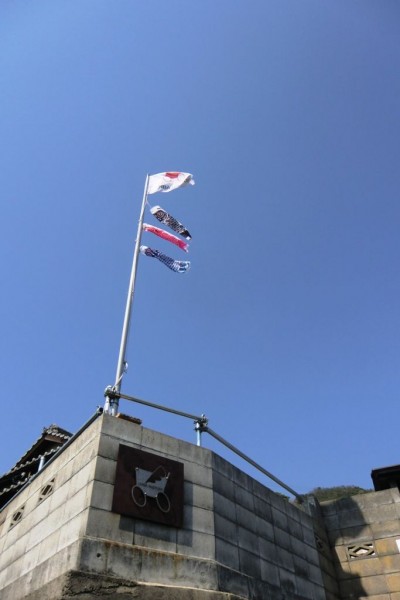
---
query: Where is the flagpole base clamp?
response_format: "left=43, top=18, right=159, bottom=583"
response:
left=194, top=414, right=208, bottom=447
left=104, top=386, right=121, bottom=416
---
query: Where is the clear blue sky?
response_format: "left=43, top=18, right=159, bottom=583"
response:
left=1, top=1, right=399, bottom=496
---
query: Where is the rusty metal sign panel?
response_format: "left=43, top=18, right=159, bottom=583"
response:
left=112, top=444, right=184, bottom=527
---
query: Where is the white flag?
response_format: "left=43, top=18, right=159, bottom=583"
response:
left=147, top=172, right=195, bottom=195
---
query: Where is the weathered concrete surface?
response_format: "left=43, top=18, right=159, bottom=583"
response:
left=21, top=570, right=246, bottom=600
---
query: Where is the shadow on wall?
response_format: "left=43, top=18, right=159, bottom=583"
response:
left=322, top=495, right=371, bottom=600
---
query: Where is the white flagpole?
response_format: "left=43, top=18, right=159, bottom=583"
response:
left=105, top=174, right=150, bottom=416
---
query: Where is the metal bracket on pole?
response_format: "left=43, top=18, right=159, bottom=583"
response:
left=194, top=414, right=208, bottom=447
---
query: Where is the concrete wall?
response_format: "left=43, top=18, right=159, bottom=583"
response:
left=0, top=415, right=103, bottom=600
left=321, top=487, right=400, bottom=600
left=0, top=413, right=338, bottom=599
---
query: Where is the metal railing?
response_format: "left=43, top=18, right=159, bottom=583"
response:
left=104, top=386, right=303, bottom=503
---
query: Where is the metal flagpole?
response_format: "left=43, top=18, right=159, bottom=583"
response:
left=105, top=174, right=150, bottom=416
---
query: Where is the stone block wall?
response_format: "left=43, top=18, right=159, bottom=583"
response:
left=0, top=415, right=103, bottom=600
left=211, top=453, right=329, bottom=599
left=321, top=487, right=400, bottom=600
left=0, top=412, right=340, bottom=599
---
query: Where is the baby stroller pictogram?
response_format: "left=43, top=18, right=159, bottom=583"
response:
left=131, top=465, right=171, bottom=513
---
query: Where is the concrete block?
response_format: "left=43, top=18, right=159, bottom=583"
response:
left=304, top=538, right=322, bottom=565
left=68, top=458, right=97, bottom=498
left=184, top=461, right=213, bottom=488
left=106, top=541, right=143, bottom=581
left=303, top=524, right=318, bottom=546
left=239, top=548, right=261, bottom=579
left=90, top=480, right=114, bottom=511
left=173, top=554, right=218, bottom=590
left=360, top=575, right=389, bottom=595
left=272, top=506, right=288, bottom=530
left=339, top=524, right=373, bottom=544
left=390, top=488, right=400, bottom=503
left=335, top=559, right=353, bottom=580
left=375, top=537, right=399, bottom=556
left=279, top=568, right=297, bottom=596
left=217, top=563, right=249, bottom=597
left=234, top=484, right=255, bottom=512
left=322, top=512, right=340, bottom=531
left=371, top=519, right=400, bottom=539
left=253, top=495, right=273, bottom=521
left=350, top=489, right=394, bottom=509
left=94, top=455, right=117, bottom=485
left=236, top=504, right=258, bottom=533
left=259, top=538, right=278, bottom=563
left=269, top=492, right=287, bottom=513
left=178, top=439, right=213, bottom=468
left=338, top=508, right=366, bottom=529
left=212, top=471, right=235, bottom=499
left=58, top=418, right=101, bottom=467
left=213, top=491, right=236, bottom=522
left=48, top=479, right=73, bottom=514
left=237, top=525, right=260, bottom=554
left=362, top=504, right=399, bottom=524
left=309, top=563, right=326, bottom=586
left=255, top=515, right=274, bottom=542
left=249, top=577, right=280, bottom=600
left=274, top=525, right=292, bottom=551
left=185, top=482, right=213, bottom=511
left=299, top=505, right=316, bottom=530
left=293, top=554, right=310, bottom=579
left=101, top=413, right=142, bottom=444
left=1, top=531, right=30, bottom=569
left=275, top=546, right=295, bottom=572
left=183, top=506, right=214, bottom=535
left=63, top=484, right=92, bottom=522
left=79, top=536, right=108, bottom=574
left=308, top=541, right=327, bottom=568
left=134, top=519, right=177, bottom=553
left=140, top=428, right=181, bottom=458
left=36, top=529, right=61, bottom=567
left=58, top=511, right=87, bottom=551
left=260, top=559, right=280, bottom=586
left=340, top=576, right=385, bottom=598
left=349, top=557, right=382, bottom=577
left=215, top=537, right=240, bottom=570
left=232, top=467, right=253, bottom=492
left=252, top=478, right=272, bottom=502
left=85, top=506, right=133, bottom=545
left=387, top=573, right=400, bottom=593
left=380, top=554, right=400, bottom=574
left=2, top=517, right=29, bottom=553
left=177, top=529, right=215, bottom=559
left=212, top=453, right=236, bottom=479
left=26, top=503, right=65, bottom=552
left=97, top=433, right=122, bottom=461
left=214, top=513, right=237, bottom=543
left=286, top=515, right=303, bottom=541
left=315, top=583, right=330, bottom=600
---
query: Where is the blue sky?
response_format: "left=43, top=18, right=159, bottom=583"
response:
left=1, top=1, right=400, bottom=496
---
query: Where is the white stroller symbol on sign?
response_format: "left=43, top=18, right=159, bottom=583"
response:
left=131, top=465, right=171, bottom=513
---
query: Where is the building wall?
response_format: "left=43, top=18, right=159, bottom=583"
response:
left=0, top=413, right=344, bottom=599
left=0, top=416, right=103, bottom=600
left=321, top=487, right=400, bottom=600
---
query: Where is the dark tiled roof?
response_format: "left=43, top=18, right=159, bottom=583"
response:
left=0, top=424, right=72, bottom=509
